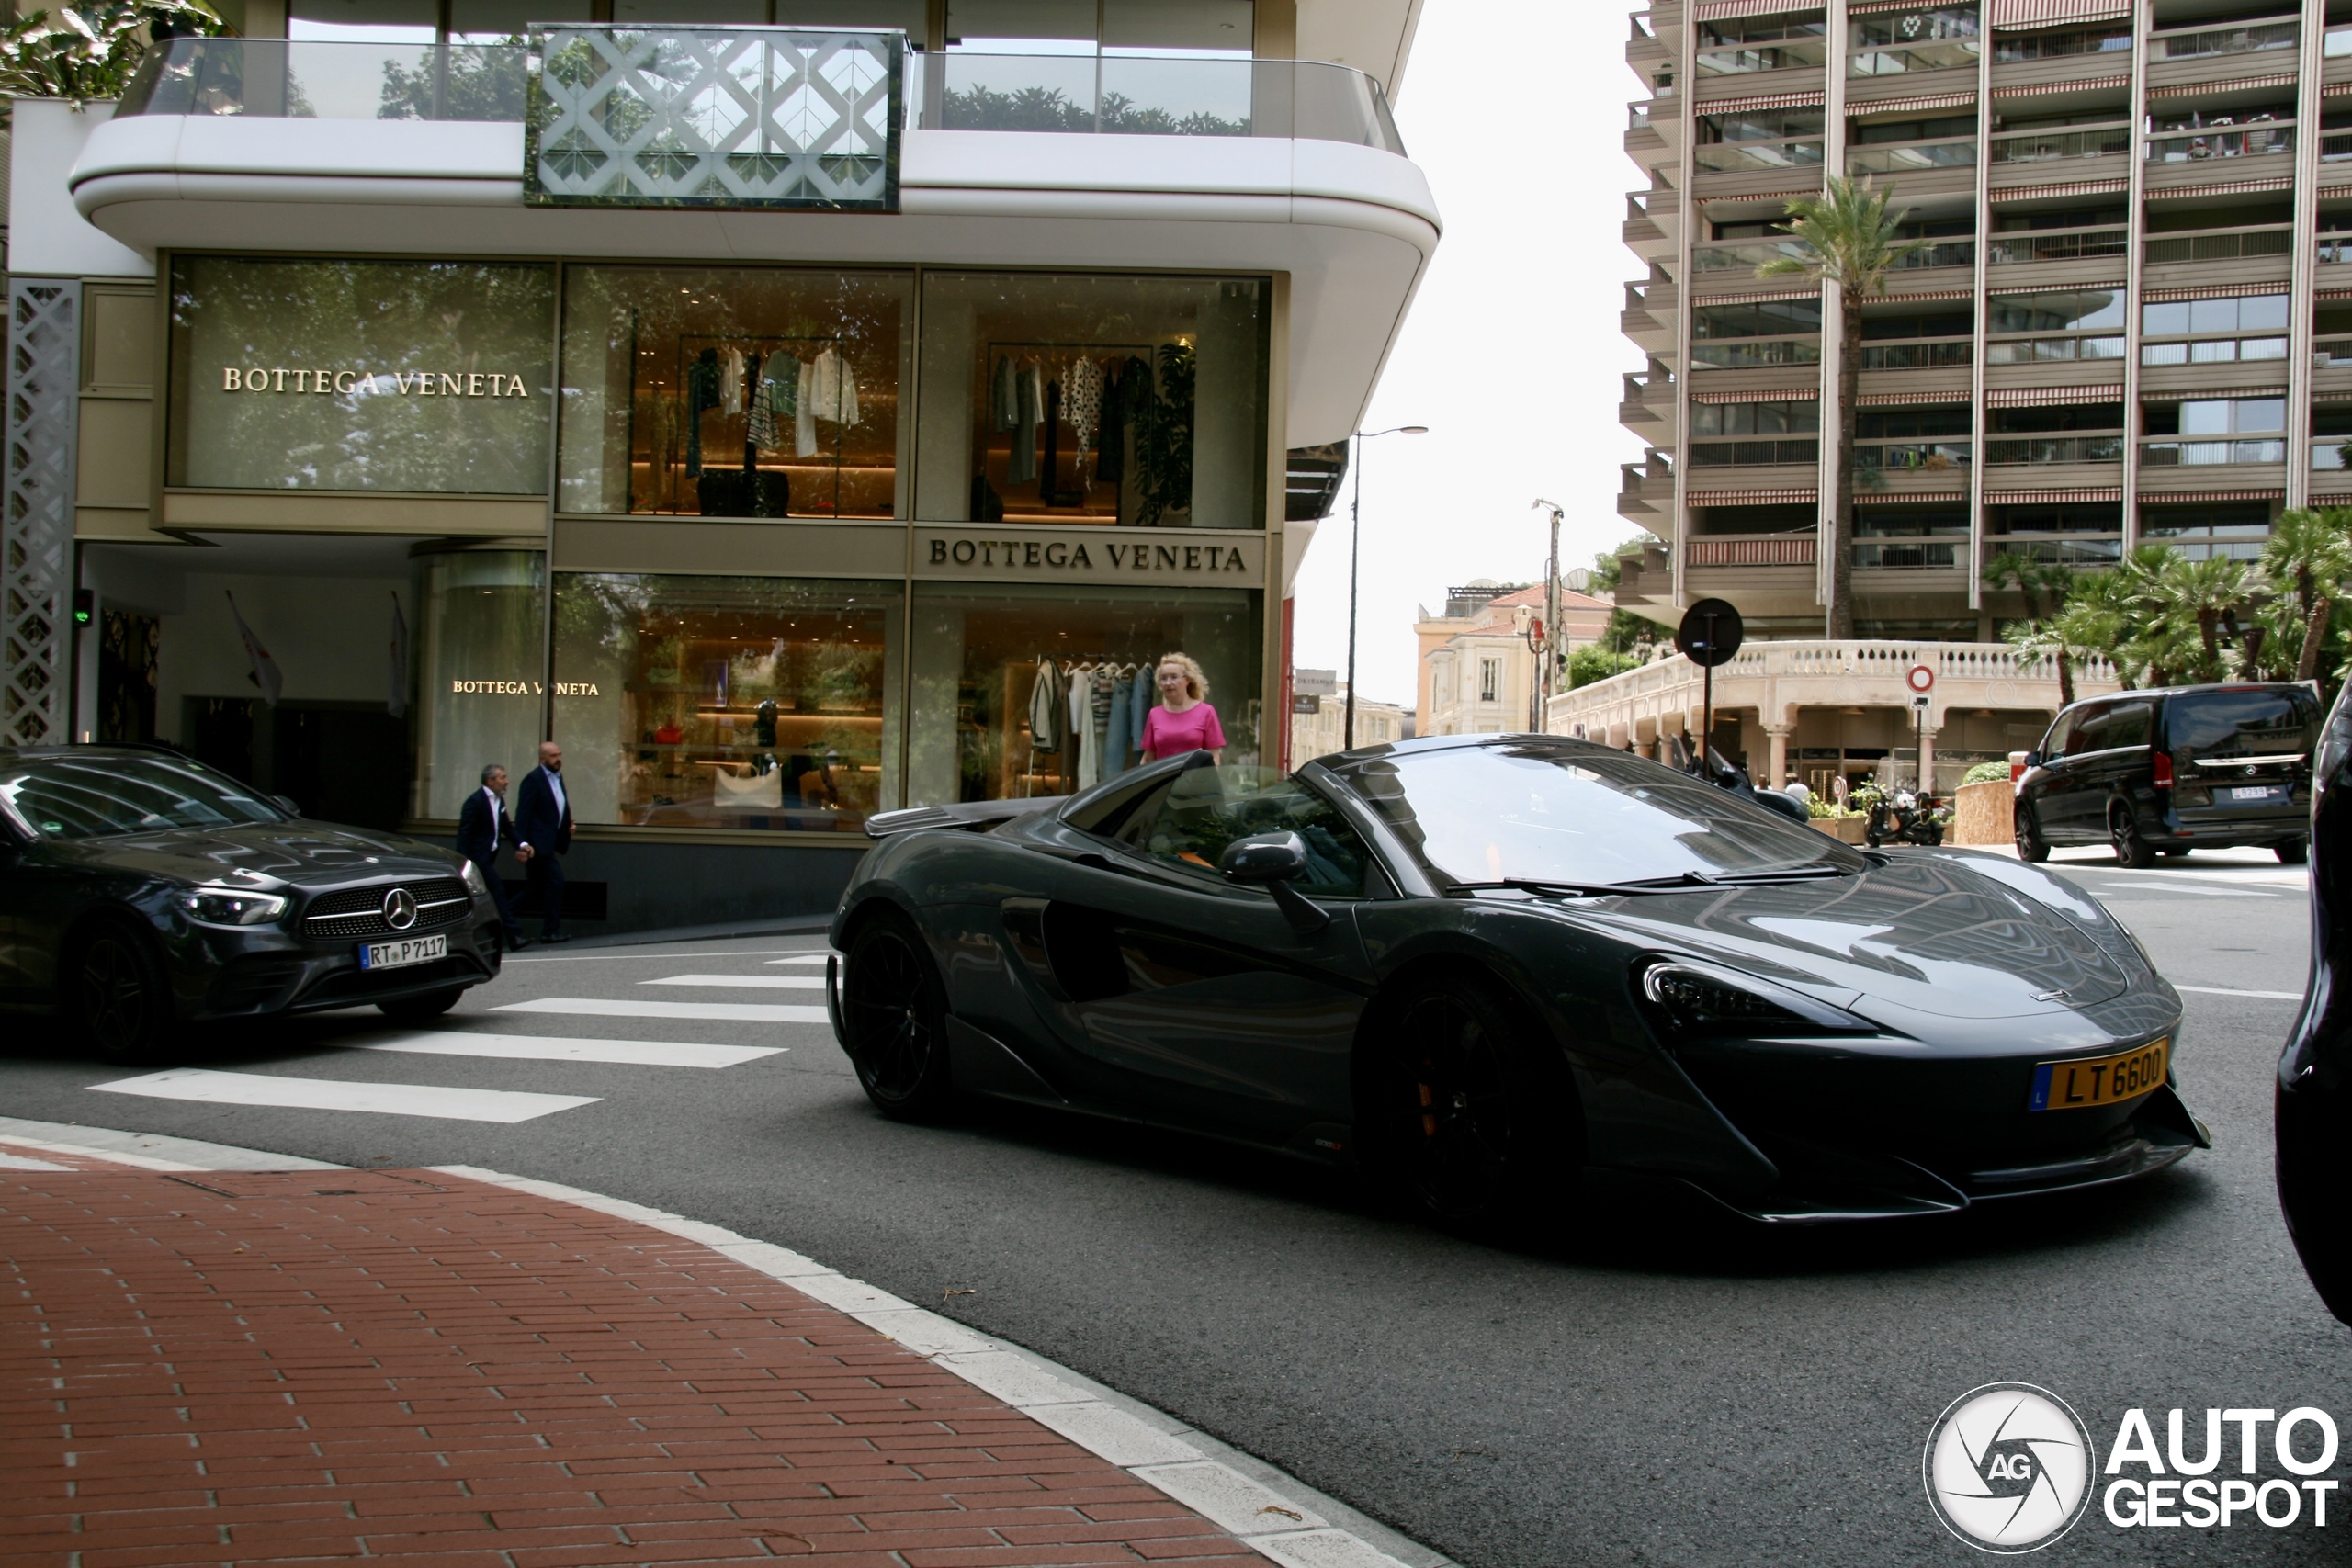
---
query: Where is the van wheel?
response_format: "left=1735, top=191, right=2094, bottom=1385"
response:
left=2015, top=807, right=2050, bottom=863
left=2110, top=809, right=2157, bottom=869
left=2278, top=840, right=2310, bottom=865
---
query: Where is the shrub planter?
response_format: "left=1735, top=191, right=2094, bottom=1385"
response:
left=1813, top=816, right=1870, bottom=844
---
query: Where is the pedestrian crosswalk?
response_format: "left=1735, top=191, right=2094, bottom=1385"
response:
left=87, top=952, right=837, bottom=1126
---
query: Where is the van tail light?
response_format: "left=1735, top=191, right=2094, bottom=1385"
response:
left=2154, top=750, right=2174, bottom=789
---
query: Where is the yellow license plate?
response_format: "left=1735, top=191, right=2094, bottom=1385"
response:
left=2029, top=1038, right=2168, bottom=1111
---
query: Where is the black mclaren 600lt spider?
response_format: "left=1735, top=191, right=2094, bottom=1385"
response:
left=826, top=736, right=2207, bottom=1230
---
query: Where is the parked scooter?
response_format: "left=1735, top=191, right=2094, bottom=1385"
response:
left=1859, top=784, right=1948, bottom=848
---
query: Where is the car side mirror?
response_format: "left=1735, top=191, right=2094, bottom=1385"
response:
left=1217, top=831, right=1329, bottom=936
left=1219, top=830, right=1307, bottom=885
left=2022, top=751, right=2041, bottom=770
left=272, top=795, right=302, bottom=816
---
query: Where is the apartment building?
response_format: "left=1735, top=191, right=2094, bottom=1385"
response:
left=1616, top=0, right=2349, bottom=638
left=1, top=1, right=1436, bottom=931
left=1415, top=579, right=1615, bottom=735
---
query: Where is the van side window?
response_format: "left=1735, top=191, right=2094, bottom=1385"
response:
left=2063, top=705, right=2109, bottom=757
left=2042, top=711, right=2077, bottom=757
left=2102, top=703, right=2152, bottom=749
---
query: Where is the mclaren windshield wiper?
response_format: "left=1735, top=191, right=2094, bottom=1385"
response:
left=1702, top=865, right=1858, bottom=886
left=1448, top=865, right=1857, bottom=900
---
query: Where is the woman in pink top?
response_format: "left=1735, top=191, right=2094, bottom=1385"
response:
left=1139, top=652, right=1225, bottom=762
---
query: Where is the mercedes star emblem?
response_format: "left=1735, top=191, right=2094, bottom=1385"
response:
left=382, top=886, right=418, bottom=931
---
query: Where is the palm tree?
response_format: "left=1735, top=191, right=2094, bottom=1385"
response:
left=2154, top=553, right=2248, bottom=681
left=2004, top=619, right=2078, bottom=707
left=2261, top=508, right=2352, bottom=682
left=1758, top=176, right=1926, bottom=639
left=1984, top=550, right=2077, bottom=621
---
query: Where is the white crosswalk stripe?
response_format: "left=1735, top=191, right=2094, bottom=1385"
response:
left=642, top=973, right=826, bottom=990
left=768, top=954, right=835, bottom=965
left=350, top=1032, right=786, bottom=1068
left=90, top=1067, right=597, bottom=1123
left=494, top=997, right=831, bottom=1023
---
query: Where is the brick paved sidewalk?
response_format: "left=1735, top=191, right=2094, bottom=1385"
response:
left=2, top=1153, right=1262, bottom=1568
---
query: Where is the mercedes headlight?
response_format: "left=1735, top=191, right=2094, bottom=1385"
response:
left=182, top=886, right=289, bottom=927
left=460, top=859, right=489, bottom=897
left=1639, top=961, right=1871, bottom=1036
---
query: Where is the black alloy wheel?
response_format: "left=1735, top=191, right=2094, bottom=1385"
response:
left=74, top=923, right=172, bottom=1064
left=2110, top=807, right=2158, bottom=869
left=2015, top=805, right=2050, bottom=863
left=841, top=912, right=956, bottom=1121
left=2279, top=840, right=2311, bottom=865
left=378, top=987, right=464, bottom=1024
left=1369, top=973, right=1580, bottom=1237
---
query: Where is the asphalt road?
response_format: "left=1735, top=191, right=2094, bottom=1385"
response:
left=5, top=846, right=2346, bottom=1568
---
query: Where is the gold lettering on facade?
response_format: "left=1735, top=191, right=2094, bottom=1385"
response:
left=215, top=367, right=535, bottom=400
left=440, top=373, right=462, bottom=396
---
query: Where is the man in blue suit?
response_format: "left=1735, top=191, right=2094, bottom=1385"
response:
left=456, top=762, right=531, bottom=951
left=514, top=740, right=574, bottom=944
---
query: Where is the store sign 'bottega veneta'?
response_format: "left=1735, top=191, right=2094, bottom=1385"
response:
left=220, top=367, right=540, bottom=398
left=925, top=537, right=1252, bottom=573
left=450, top=680, right=601, bottom=696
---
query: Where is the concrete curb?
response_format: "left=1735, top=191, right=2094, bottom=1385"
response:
left=0, top=1116, right=1454, bottom=1568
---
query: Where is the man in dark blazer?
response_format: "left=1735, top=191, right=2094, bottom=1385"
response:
left=514, top=740, right=574, bottom=943
left=456, top=763, right=531, bottom=952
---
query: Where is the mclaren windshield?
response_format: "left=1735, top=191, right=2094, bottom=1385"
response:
left=1335, top=739, right=1866, bottom=892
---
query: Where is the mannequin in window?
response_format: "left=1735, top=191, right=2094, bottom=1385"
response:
left=1140, top=652, right=1226, bottom=763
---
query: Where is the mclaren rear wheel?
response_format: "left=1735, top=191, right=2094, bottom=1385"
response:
left=1365, top=972, right=1582, bottom=1239
left=841, top=910, right=957, bottom=1121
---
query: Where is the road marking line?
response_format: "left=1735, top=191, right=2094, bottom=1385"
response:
left=766, top=954, right=835, bottom=965
left=0, top=1152, right=76, bottom=1171
left=493, top=998, right=830, bottom=1023
left=429, top=1164, right=1432, bottom=1568
left=89, top=1068, right=597, bottom=1124
left=641, top=973, right=827, bottom=990
left=352, top=1032, right=784, bottom=1068
left=2095, top=884, right=2274, bottom=897
left=504, top=948, right=816, bottom=964
left=2176, top=984, right=2303, bottom=1000
left=0, top=1118, right=345, bottom=1171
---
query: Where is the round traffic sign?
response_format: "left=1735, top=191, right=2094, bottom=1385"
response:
left=1906, top=663, right=1935, bottom=694
left=1676, top=598, right=1746, bottom=669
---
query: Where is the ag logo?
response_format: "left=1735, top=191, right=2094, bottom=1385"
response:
left=1924, top=1382, right=2093, bottom=1553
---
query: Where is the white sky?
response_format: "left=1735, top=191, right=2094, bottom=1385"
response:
left=1286, top=3, right=1646, bottom=709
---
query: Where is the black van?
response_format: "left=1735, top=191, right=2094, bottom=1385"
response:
left=2015, top=682, right=2320, bottom=866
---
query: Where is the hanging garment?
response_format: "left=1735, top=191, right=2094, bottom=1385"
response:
left=1088, top=667, right=1117, bottom=785
left=685, top=349, right=722, bottom=477
left=719, top=347, right=745, bottom=415
left=1065, top=357, right=1105, bottom=488
left=1040, top=378, right=1062, bottom=506
left=1068, top=667, right=1089, bottom=780
left=1027, top=659, right=1063, bottom=755
left=1009, top=359, right=1042, bottom=486
left=1128, top=665, right=1154, bottom=756
left=991, top=354, right=1019, bottom=432
left=795, top=346, right=863, bottom=459
left=1104, top=673, right=1131, bottom=779
left=749, top=355, right=797, bottom=451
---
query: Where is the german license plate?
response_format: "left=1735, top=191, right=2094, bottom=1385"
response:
left=2229, top=785, right=2282, bottom=802
left=2029, top=1038, right=2168, bottom=1111
left=359, top=932, right=447, bottom=971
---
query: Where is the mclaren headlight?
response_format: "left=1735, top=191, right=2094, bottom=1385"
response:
left=182, top=886, right=290, bottom=927
left=1639, top=960, right=1871, bottom=1037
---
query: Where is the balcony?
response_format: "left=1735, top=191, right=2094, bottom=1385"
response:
left=1985, top=436, right=2124, bottom=464
left=2148, top=18, right=2298, bottom=61
left=1687, top=534, right=1816, bottom=567
left=1852, top=536, right=1960, bottom=569
left=2146, top=126, right=2293, bottom=164
left=77, top=33, right=1436, bottom=447
left=2142, top=439, right=2288, bottom=466
left=1847, top=137, right=1976, bottom=177
left=1855, top=441, right=1971, bottom=476
left=1985, top=228, right=2129, bottom=265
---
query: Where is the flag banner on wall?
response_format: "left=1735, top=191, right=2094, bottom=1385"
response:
left=388, top=592, right=410, bottom=718
left=225, top=592, right=283, bottom=706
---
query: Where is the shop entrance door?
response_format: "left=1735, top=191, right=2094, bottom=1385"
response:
left=183, top=698, right=410, bottom=831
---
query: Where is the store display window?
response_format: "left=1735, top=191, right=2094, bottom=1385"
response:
left=167, top=256, right=555, bottom=493
left=550, top=573, right=902, bottom=832
left=413, top=549, right=547, bottom=820
left=913, top=272, right=1270, bottom=527
left=557, top=265, right=912, bottom=520
left=905, top=581, right=1260, bottom=806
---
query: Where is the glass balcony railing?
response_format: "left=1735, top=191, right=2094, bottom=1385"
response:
left=2142, top=336, right=2288, bottom=365
left=1690, top=340, right=1823, bottom=368
left=2143, top=440, right=2288, bottom=465
left=1855, top=441, right=1970, bottom=472
left=119, top=35, right=526, bottom=119
left=2322, top=235, right=2352, bottom=264
left=2312, top=440, right=2352, bottom=469
left=1848, top=139, right=1975, bottom=175
left=1989, top=127, right=2130, bottom=164
left=2146, top=127, right=2292, bottom=163
left=2149, top=20, right=2297, bottom=59
left=1695, top=141, right=1826, bottom=173
left=1696, top=39, right=1830, bottom=74
left=1986, top=436, right=2125, bottom=464
left=1860, top=340, right=1973, bottom=369
left=1985, top=335, right=2126, bottom=363
left=2331, top=26, right=2352, bottom=56
left=1854, top=538, right=1960, bottom=568
left=1987, top=228, right=2128, bottom=264
left=1691, top=238, right=1816, bottom=271
left=1689, top=439, right=1820, bottom=467
left=2143, top=227, right=2291, bottom=264
left=905, top=52, right=1405, bottom=150
left=118, top=35, right=1406, bottom=153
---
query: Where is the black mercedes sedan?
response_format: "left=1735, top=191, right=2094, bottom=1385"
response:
left=828, top=735, right=2206, bottom=1234
left=2278, top=682, right=2352, bottom=1324
left=0, top=745, right=503, bottom=1061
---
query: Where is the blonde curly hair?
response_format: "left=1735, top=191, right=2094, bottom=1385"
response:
left=1156, top=652, right=1210, bottom=704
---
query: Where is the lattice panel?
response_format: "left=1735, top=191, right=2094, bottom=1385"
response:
left=526, top=28, right=899, bottom=209
left=4, top=280, right=78, bottom=749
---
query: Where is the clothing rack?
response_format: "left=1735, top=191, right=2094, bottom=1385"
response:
left=984, top=340, right=1153, bottom=518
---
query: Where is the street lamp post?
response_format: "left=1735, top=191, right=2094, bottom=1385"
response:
left=1345, top=423, right=1428, bottom=750
left=1531, top=498, right=1564, bottom=732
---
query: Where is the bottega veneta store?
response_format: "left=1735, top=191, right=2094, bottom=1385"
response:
left=160, top=252, right=1283, bottom=928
